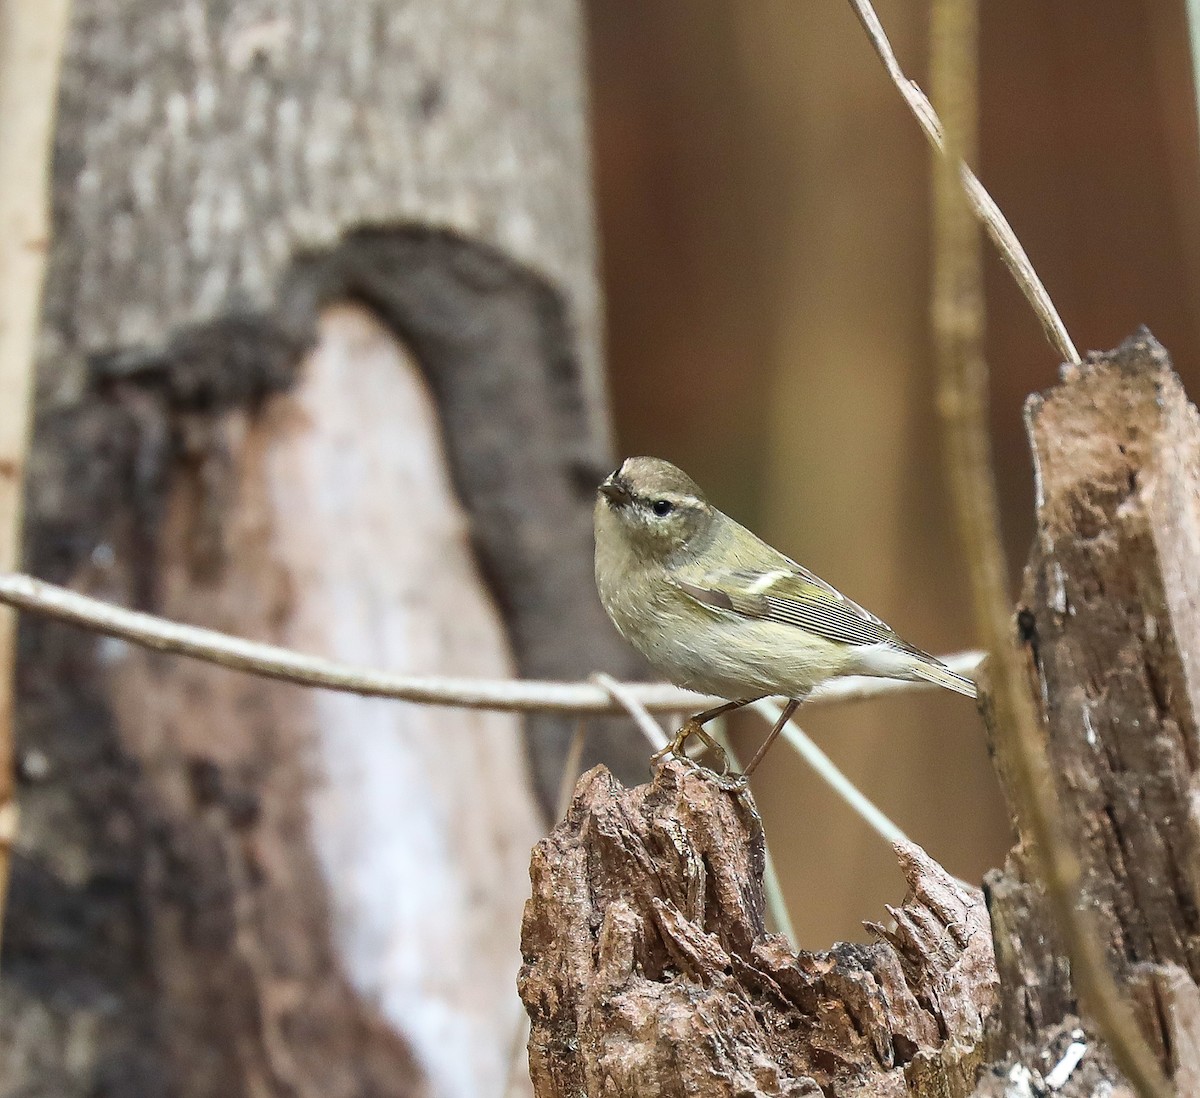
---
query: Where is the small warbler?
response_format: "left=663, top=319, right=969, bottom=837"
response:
left=594, top=456, right=977, bottom=786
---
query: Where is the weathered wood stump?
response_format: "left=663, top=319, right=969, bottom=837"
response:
left=520, top=761, right=998, bottom=1097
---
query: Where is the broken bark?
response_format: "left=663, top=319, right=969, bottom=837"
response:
left=519, top=761, right=999, bottom=1098
left=519, top=330, right=1200, bottom=1097
left=982, top=329, right=1200, bottom=1089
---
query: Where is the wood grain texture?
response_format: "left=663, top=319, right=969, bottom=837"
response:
left=519, top=761, right=998, bottom=1097
left=982, top=329, right=1200, bottom=1089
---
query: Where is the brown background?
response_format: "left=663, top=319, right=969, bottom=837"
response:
left=584, top=0, right=1200, bottom=944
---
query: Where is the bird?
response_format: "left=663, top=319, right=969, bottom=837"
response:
left=593, top=456, right=977, bottom=787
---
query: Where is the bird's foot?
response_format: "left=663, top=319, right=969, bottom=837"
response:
left=715, top=770, right=750, bottom=794
left=651, top=718, right=732, bottom=777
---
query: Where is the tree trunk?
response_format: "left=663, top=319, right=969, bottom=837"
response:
left=980, top=328, right=1200, bottom=1093
left=0, top=0, right=71, bottom=949
left=3, top=3, right=642, bottom=1097
left=518, top=331, right=1200, bottom=1097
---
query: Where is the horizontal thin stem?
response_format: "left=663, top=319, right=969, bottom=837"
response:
left=0, top=571, right=983, bottom=716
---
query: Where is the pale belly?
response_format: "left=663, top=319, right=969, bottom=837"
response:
left=606, top=595, right=854, bottom=700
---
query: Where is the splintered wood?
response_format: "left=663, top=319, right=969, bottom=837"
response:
left=519, top=761, right=998, bottom=1098
left=984, top=330, right=1200, bottom=1087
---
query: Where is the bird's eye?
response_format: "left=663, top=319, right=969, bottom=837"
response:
left=652, top=499, right=674, bottom=517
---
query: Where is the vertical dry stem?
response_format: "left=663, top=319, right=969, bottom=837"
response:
left=848, top=0, right=1079, bottom=366
left=928, top=2, right=1169, bottom=1096
left=0, top=0, right=72, bottom=944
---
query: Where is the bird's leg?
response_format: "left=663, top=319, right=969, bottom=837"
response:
left=652, top=697, right=761, bottom=775
left=721, top=693, right=808, bottom=792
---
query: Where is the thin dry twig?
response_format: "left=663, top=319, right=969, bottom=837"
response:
left=928, top=2, right=1169, bottom=1095
left=0, top=571, right=984, bottom=716
left=0, top=0, right=73, bottom=952
left=590, top=672, right=669, bottom=752
left=848, top=0, right=1080, bottom=367
left=751, top=699, right=909, bottom=848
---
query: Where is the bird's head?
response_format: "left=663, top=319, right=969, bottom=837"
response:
left=595, top=456, right=716, bottom=561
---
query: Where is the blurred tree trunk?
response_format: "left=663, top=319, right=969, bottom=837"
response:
left=0, top=0, right=71, bottom=949
left=2, top=3, right=641, bottom=1096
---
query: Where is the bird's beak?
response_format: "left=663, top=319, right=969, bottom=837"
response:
left=598, top=474, right=631, bottom=506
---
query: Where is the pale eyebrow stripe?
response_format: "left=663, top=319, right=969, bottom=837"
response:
left=635, top=492, right=703, bottom=508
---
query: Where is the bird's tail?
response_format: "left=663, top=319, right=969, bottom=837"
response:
left=910, top=657, right=978, bottom=699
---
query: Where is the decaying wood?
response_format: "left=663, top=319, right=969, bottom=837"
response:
left=981, top=329, right=1200, bottom=1090
left=519, top=760, right=999, bottom=1097
left=520, top=331, right=1200, bottom=1098
left=112, top=304, right=542, bottom=1097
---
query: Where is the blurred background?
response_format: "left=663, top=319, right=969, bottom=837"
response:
left=585, top=0, right=1200, bottom=945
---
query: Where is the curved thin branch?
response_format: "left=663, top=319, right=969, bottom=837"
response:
left=591, top=672, right=669, bottom=751
left=0, top=571, right=983, bottom=715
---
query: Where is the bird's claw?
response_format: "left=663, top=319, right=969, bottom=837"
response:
left=715, top=771, right=750, bottom=794
left=651, top=718, right=732, bottom=777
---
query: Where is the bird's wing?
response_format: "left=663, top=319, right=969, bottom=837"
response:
left=671, top=560, right=924, bottom=654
